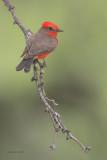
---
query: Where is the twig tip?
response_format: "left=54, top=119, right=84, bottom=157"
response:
left=49, top=144, right=56, bottom=151
left=84, top=146, right=91, bottom=153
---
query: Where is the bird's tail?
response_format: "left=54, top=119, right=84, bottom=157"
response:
left=16, top=58, right=33, bottom=72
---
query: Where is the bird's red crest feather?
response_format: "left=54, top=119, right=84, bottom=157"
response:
left=42, top=21, right=60, bottom=30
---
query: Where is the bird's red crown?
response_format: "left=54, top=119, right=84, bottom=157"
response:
left=42, top=21, right=60, bottom=30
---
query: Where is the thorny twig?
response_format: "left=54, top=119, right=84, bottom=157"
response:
left=32, top=61, right=91, bottom=152
left=2, top=0, right=91, bottom=152
left=36, top=60, right=58, bottom=106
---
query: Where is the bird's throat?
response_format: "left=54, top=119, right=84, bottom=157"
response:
left=48, top=31, right=57, bottom=38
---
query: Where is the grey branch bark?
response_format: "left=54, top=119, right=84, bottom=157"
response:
left=32, top=61, right=91, bottom=152
left=2, top=0, right=91, bottom=152
left=2, top=0, right=32, bottom=42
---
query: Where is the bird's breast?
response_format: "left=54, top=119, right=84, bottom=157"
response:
left=35, top=52, right=49, bottom=59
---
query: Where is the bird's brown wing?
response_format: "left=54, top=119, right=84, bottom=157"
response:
left=20, top=34, right=36, bottom=58
left=24, top=39, right=57, bottom=59
left=24, top=48, right=51, bottom=59
left=20, top=46, right=28, bottom=57
left=22, top=32, right=58, bottom=59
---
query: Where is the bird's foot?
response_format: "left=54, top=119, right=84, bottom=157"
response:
left=37, top=60, right=47, bottom=68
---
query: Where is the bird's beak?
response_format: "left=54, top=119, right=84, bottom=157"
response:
left=56, top=29, right=64, bottom=32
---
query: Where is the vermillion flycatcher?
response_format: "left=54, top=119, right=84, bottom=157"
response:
left=16, top=21, right=63, bottom=72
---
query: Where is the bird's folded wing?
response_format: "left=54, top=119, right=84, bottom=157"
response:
left=22, top=33, right=56, bottom=59
left=23, top=48, right=51, bottom=59
left=21, top=46, right=28, bottom=57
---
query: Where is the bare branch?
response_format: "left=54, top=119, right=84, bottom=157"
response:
left=2, top=0, right=32, bottom=41
left=32, top=61, right=91, bottom=152
left=37, top=60, right=58, bottom=106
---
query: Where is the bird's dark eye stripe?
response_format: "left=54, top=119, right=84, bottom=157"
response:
left=48, top=27, right=54, bottom=30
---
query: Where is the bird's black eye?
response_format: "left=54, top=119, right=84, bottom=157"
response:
left=48, top=27, right=53, bottom=31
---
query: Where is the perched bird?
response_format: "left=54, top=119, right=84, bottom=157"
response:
left=16, top=21, right=63, bottom=72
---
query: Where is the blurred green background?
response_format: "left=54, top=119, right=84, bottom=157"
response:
left=0, top=0, right=107, bottom=159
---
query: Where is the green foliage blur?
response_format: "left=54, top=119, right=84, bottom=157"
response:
left=0, top=0, right=107, bottom=159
